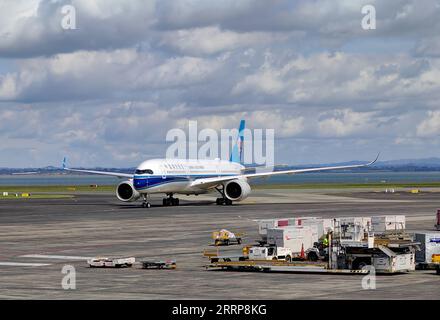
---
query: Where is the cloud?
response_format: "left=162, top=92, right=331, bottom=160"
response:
left=0, top=49, right=221, bottom=102
left=318, top=109, right=376, bottom=138
left=1, top=1, right=440, bottom=166
left=2, top=0, right=440, bottom=59
left=0, top=0, right=156, bottom=58
left=159, top=26, right=281, bottom=56
left=416, top=111, right=440, bottom=137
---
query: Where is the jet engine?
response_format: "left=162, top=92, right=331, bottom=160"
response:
left=116, top=180, right=141, bottom=202
left=224, top=179, right=251, bottom=201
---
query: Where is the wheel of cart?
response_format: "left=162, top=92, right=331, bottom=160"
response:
left=352, top=258, right=371, bottom=270
left=308, top=252, right=318, bottom=262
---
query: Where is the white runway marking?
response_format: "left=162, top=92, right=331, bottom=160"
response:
left=20, top=254, right=92, bottom=260
left=0, top=262, right=51, bottom=267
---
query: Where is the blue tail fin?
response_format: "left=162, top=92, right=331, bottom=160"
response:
left=230, top=120, right=245, bottom=163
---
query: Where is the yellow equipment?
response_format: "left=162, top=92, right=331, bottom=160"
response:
left=212, top=229, right=243, bottom=246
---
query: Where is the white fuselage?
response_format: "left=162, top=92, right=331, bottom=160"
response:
left=132, top=159, right=244, bottom=195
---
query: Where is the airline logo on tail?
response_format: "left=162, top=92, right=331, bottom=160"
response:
left=230, top=120, right=245, bottom=164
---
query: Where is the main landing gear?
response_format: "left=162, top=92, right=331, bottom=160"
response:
left=141, top=195, right=151, bottom=208
left=215, top=186, right=233, bottom=206
left=163, top=194, right=180, bottom=206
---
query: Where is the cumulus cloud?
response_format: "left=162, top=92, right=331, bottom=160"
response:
left=1, top=0, right=440, bottom=166
left=416, top=111, right=440, bottom=137
left=318, top=109, right=376, bottom=138
left=0, top=49, right=221, bottom=101
left=0, top=0, right=156, bottom=58
left=159, top=26, right=282, bottom=56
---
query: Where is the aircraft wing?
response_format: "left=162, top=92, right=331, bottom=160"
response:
left=190, top=154, right=379, bottom=189
left=63, top=167, right=133, bottom=178
left=62, top=158, right=133, bottom=178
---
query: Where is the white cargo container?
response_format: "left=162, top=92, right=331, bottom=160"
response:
left=302, top=218, right=334, bottom=239
left=267, top=226, right=314, bottom=253
left=338, top=216, right=371, bottom=231
left=415, top=232, right=440, bottom=264
left=371, top=215, right=405, bottom=232
left=333, top=216, right=371, bottom=242
left=257, top=217, right=319, bottom=240
left=299, top=222, right=320, bottom=243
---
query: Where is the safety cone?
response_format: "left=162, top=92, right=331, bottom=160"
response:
left=300, top=243, right=305, bottom=259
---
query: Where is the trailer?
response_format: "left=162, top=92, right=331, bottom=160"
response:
left=87, top=257, right=135, bottom=268
left=203, top=248, right=247, bottom=263
left=140, top=260, right=177, bottom=269
left=206, top=260, right=369, bottom=274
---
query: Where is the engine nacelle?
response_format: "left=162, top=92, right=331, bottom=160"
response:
left=116, top=180, right=141, bottom=202
left=224, top=179, right=251, bottom=201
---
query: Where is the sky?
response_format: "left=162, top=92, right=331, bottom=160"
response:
left=1, top=0, right=440, bottom=167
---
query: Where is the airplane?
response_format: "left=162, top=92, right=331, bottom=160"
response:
left=63, top=120, right=379, bottom=208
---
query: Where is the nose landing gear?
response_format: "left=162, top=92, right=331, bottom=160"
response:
left=141, top=194, right=151, bottom=208
left=142, top=202, right=151, bottom=208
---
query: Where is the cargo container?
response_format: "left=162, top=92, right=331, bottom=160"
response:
left=371, top=215, right=405, bottom=232
left=302, top=218, right=333, bottom=240
left=338, top=216, right=371, bottom=230
left=257, top=217, right=319, bottom=240
left=333, top=217, right=371, bottom=242
left=267, top=226, right=314, bottom=253
left=415, top=232, right=440, bottom=264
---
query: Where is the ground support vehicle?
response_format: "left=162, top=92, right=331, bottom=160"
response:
left=248, top=246, right=294, bottom=262
left=140, top=260, right=177, bottom=269
left=212, top=229, right=243, bottom=246
left=88, top=257, right=135, bottom=268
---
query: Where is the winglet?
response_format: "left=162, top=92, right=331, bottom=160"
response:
left=367, top=152, right=380, bottom=166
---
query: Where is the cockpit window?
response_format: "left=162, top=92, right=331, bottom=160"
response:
left=135, top=169, right=154, bottom=175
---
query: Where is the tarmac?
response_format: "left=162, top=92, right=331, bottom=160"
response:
left=0, top=188, right=439, bottom=299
